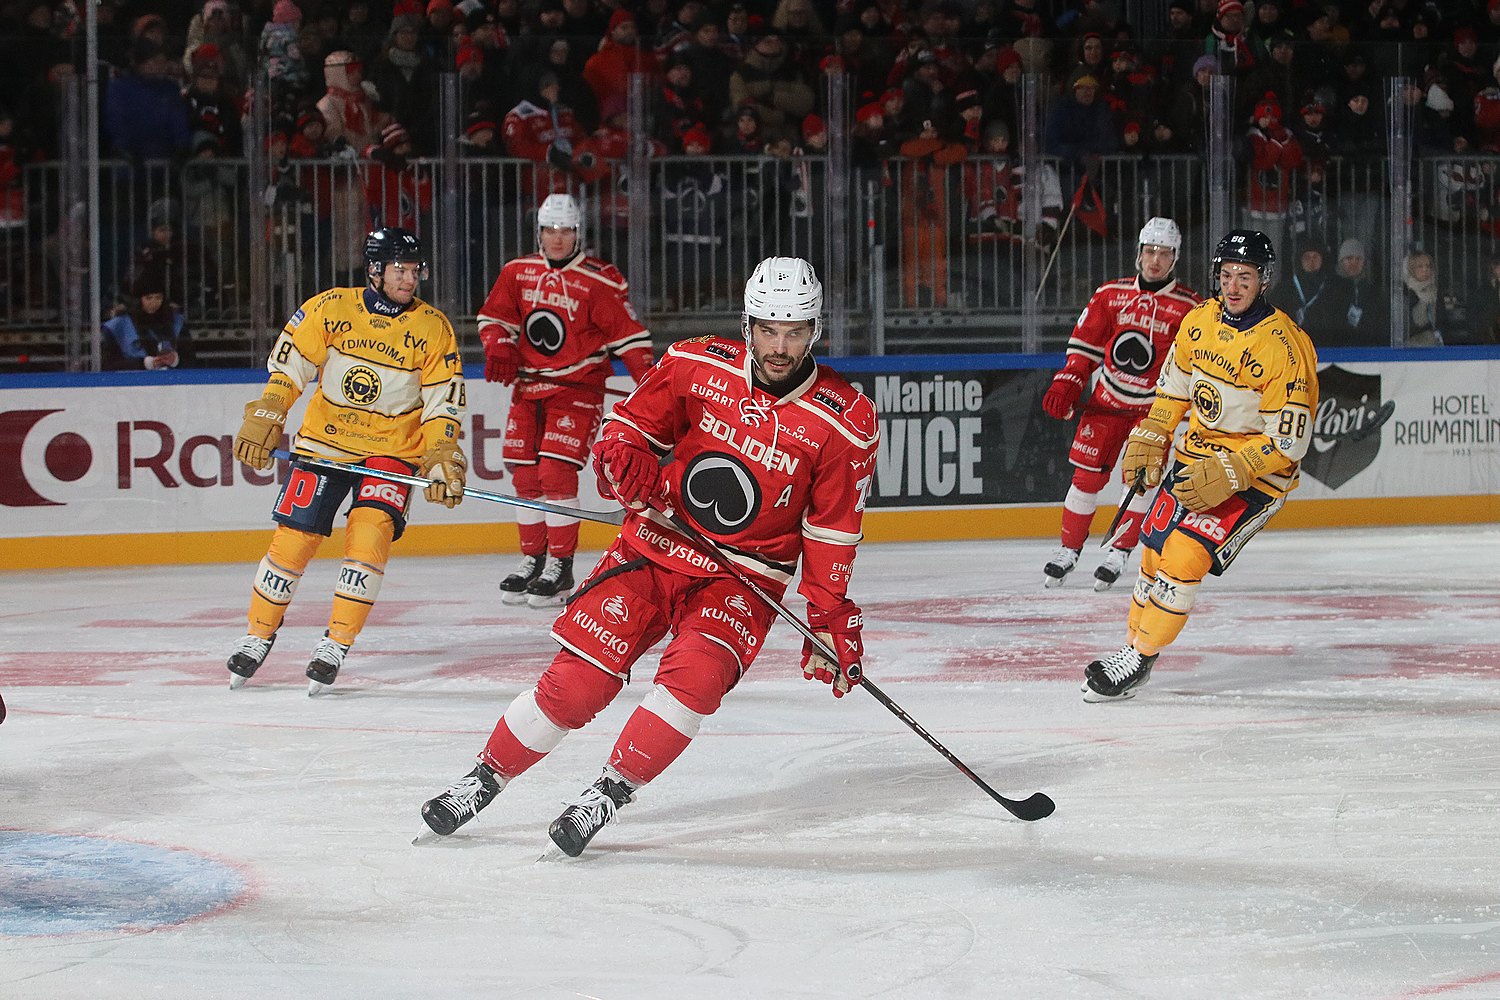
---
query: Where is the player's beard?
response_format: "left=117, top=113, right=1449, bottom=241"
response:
left=752, top=346, right=812, bottom=388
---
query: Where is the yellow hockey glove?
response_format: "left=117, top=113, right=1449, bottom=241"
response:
left=1175, top=450, right=1254, bottom=512
left=1121, top=416, right=1175, bottom=489
left=234, top=397, right=288, bottom=471
left=419, top=441, right=468, bottom=508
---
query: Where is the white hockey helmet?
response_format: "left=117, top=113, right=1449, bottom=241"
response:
left=742, top=256, right=823, bottom=343
left=1137, top=216, right=1182, bottom=255
left=536, top=193, right=583, bottom=254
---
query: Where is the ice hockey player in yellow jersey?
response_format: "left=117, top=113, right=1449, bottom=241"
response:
left=225, top=227, right=468, bottom=695
left=1082, top=229, right=1319, bottom=702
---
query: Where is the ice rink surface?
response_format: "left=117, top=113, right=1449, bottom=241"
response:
left=3, top=526, right=1499, bottom=1000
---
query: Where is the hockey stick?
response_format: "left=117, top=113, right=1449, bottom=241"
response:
left=1100, top=469, right=1148, bottom=549
left=651, top=504, right=1056, bottom=822
left=271, top=449, right=626, bottom=525
left=519, top=372, right=629, bottom=397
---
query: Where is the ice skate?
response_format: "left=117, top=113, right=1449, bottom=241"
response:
left=416, top=763, right=504, bottom=843
left=1042, top=546, right=1081, bottom=588
left=499, top=553, right=544, bottom=605
left=1093, top=547, right=1132, bottom=591
left=1082, top=645, right=1157, bottom=702
left=526, top=555, right=575, bottom=608
left=306, top=632, right=350, bottom=696
left=227, top=632, right=276, bottom=690
left=546, top=771, right=636, bottom=858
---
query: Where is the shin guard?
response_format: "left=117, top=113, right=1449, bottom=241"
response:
left=328, top=506, right=393, bottom=646
left=247, top=526, right=322, bottom=636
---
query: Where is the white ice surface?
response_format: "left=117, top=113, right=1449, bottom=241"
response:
left=3, top=527, right=1500, bottom=1000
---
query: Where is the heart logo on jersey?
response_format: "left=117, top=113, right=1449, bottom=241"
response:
left=525, top=310, right=566, bottom=356
left=680, top=452, right=761, bottom=534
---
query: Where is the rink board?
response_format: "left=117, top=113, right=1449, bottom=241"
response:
left=3, top=348, right=1498, bottom=568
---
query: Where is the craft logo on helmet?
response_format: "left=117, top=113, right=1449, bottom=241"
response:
left=524, top=310, right=566, bottom=356
left=1193, top=380, right=1223, bottom=422
left=1301, top=364, right=1391, bottom=490
left=1110, top=328, right=1154, bottom=375
left=600, top=593, right=630, bottom=626
left=680, top=452, right=761, bottom=534
left=342, top=366, right=382, bottom=405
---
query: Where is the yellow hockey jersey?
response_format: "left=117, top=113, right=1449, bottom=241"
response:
left=1151, top=297, right=1319, bottom=497
left=259, top=287, right=465, bottom=462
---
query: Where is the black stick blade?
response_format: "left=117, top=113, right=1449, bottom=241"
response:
left=998, top=791, right=1056, bottom=822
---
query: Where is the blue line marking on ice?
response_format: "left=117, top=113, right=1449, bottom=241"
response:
left=0, top=831, right=247, bottom=936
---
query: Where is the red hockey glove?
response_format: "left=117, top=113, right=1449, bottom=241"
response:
left=484, top=338, right=521, bottom=385
left=592, top=436, right=661, bottom=510
left=802, top=600, right=864, bottom=699
left=1042, top=368, right=1086, bottom=420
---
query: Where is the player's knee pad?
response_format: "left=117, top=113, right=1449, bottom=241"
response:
left=336, top=507, right=393, bottom=604
left=538, top=456, right=581, bottom=499
left=655, top=631, right=742, bottom=716
left=639, top=683, right=708, bottom=741
left=534, top=649, right=624, bottom=730
left=508, top=462, right=542, bottom=499
left=255, top=527, right=322, bottom=604
left=1148, top=572, right=1200, bottom=615
left=1070, top=466, right=1111, bottom=493
left=501, top=687, right=572, bottom=754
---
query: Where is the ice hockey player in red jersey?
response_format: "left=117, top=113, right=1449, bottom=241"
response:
left=476, top=193, right=654, bottom=607
left=418, top=256, right=880, bottom=857
left=1040, top=217, right=1201, bottom=590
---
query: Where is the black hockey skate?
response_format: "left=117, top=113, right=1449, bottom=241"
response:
left=526, top=555, right=575, bottom=608
left=306, top=632, right=350, bottom=697
left=1043, top=546, right=1081, bottom=588
left=547, top=772, right=636, bottom=858
left=1082, top=645, right=1158, bottom=702
left=418, top=763, right=504, bottom=840
left=1093, top=547, right=1132, bottom=591
left=227, top=632, right=276, bottom=690
left=500, top=554, right=545, bottom=605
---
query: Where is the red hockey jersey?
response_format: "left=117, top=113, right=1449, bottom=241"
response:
left=476, top=252, right=653, bottom=399
left=598, top=336, right=879, bottom=612
left=1061, top=276, right=1202, bottom=412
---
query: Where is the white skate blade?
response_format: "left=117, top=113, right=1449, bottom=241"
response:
left=536, top=842, right=572, bottom=863
left=228, top=674, right=248, bottom=690
left=1043, top=574, right=1067, bottom=589
left=526, top=593, right=571, bottom=609
left=412, top=826, right=443, bottom=847
left=307, top=679, right=332, bottom=697
left=1093, top=577, right=1117, bottom=592
left=499, top=591, right=530, bottom=605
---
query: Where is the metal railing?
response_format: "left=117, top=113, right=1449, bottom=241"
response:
left=5, top=149, right=1500, bottom=368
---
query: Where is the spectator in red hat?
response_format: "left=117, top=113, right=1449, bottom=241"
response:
left=655, top=51, right=708, bottom=148
left=1244, top=91, right=1301, bottom=255
left=183, top=42, right=244, bottom=156
left=846, top=102, right=888, bottom=170
left=185, top=0, right=250, bottom=91
left=1206, top=0, right=1256, bottom=76
left=584, top=9, right=661, bottom=113
left=460, top=113, right=499, bottom=154
left=365, top=121, right=433, bottom=231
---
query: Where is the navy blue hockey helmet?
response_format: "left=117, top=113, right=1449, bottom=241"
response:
left=1211, top=229, right=1275, bottom=290
left=364, top=227, right=429, bottom=280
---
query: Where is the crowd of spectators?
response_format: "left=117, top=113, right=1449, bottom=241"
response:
left=6, top=0, right=1500, bottom=348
